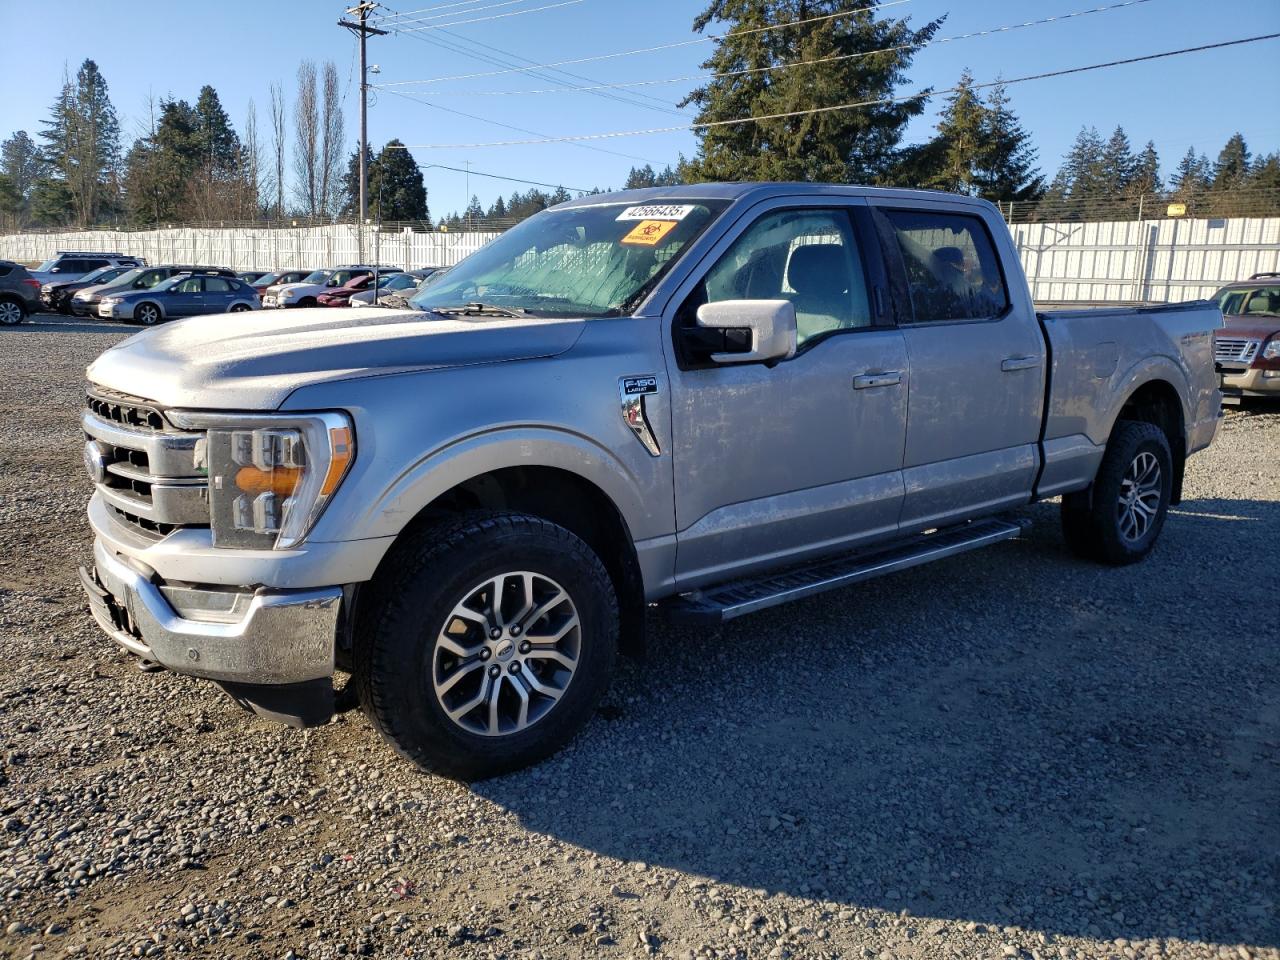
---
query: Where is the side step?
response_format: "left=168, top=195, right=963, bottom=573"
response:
left=663, top=517, right=1026, bottom=625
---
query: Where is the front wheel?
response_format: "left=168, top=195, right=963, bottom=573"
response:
left=1061, top=420, right=1173, bottom=565
left=355, top=512, right=618, bottom=780
left=0, top=298, right=26, bottom=325
left=134, top=302, right=161, bottom=326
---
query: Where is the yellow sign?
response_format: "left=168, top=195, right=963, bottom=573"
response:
left=1166, top=203, right=1187, bottom=217
left=621, top=219, right=678, bottom=246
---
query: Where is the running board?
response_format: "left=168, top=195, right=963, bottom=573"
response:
left=663, top=518, right=1026, bottom=625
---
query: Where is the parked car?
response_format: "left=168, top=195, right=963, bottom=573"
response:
left=265, top=265, right=401, bottom=309
left=28, top=251, right=144, bottom=285
left=72, top=265, right=236, bottom=317
left=237, top=270, right=271, bottom=284
left=252, top=270, right=312, bottom=300
left=1212, top=272, right=1280, bottom=401
left=316, top=274, right=377, bottom=308
left=98, top=270, right=261, bottom=325
left=0, top=260, right=42, bottom=325
left=41, top=264, right=135, bottom=314
left=348, top=268, right=442, bottom=306
left=80, top=183, right=1223, bottom=779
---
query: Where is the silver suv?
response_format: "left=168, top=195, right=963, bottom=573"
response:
left=28, top=251, right=145, bottom=285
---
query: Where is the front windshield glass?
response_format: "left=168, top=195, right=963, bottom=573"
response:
left=300, top=270, right=331, bottom=284
left=36, top=258, right=58, bottom=273
left=410, top=200, right=728, bottom=317
left=105, top=268, right=144, bottom=288
left=151, top=276, right=185, bottom=293
left=81, top=267, right=119, bottom=285
left=1218, top=286, right=1280, bottom=316
left=255, top=272, right=278, bottom=285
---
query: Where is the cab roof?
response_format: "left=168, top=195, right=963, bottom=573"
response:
left=556, top=182, right=1000, bottom=212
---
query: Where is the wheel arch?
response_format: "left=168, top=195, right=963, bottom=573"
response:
left=134, top=299, right=164, bottom=323
left=358, top=460, right=647, bottom=660
left=1110, top=376, right=1188, bottom=504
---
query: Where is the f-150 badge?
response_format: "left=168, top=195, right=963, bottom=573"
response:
left=619, top=376, right=660, bottom=457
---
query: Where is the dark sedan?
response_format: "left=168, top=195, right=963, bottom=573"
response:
left=41, top=264, right=135, bottom=314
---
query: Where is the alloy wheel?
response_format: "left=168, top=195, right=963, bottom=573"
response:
left=0, top=301, right=23, bottom=325
left=137, top=304, right=159, bottom=325
left=1116, top=450, right=1162, bottom=542
left=431, top=571, right=581, bottom=737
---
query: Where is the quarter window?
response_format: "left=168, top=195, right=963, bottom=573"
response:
left=882, top=210, right=1010, bottom=322
left=698, top=209, right=871, bottom=346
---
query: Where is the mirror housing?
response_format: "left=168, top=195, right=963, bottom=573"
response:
left=694, top=299, right=798, bottom=364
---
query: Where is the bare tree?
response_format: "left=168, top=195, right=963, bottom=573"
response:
left=293, top=60, right=320, bottom=218
left=242, top=99, right=262, bottom=219
left=269, top=82, right=286, bottom=218
left=318, top=61, right=346, bottom=218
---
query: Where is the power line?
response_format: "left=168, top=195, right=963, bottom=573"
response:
left=388, top=0, right=582, bottom=32
left=418, top=160, right=586, bottom=192
left=394, top=33, right=1280, bottom=148
left=377, top=0, right=1152, bottom=97
left=373, top=0, right=496, bottom=20
left=377, top=0, right=913, bottom=86
left=373, top=0, right=545, bottom=28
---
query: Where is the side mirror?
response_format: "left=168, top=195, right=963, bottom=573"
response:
left=694, top=300, right=798, bottom=364
left=50, top=267, right=61, bottom=273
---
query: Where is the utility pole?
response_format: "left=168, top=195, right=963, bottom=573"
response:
left=339, top=2, right=386, bottom=263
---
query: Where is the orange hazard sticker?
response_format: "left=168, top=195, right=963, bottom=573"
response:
left=621, top=219, right=678, bottom=246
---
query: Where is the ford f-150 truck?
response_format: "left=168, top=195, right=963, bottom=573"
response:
left=79, top=184, right=1223, bottom=779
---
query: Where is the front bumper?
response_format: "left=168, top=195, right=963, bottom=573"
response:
left=81, top=537, right=340, bottom=685
left=1220, top=366, right=1280, bottom=398
left=97, top=302, right=128, bottom=320
left=71, top=299, right=97, bottom=316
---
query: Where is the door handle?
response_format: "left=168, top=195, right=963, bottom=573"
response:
left=1001, top=356, right=1040, bottom=372
left=853, top=371, right=902, bottom=389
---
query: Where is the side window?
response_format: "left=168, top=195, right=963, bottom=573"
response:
left=175, top=277, right=203, bottom=294
left=882, top=210, right=1010, bottom=322
left=205, top=277, right=231, bottom=292
left=699, top=209, right=870, bottom=346
left=84, top=259, right=109, bottom=271
left=137, top=270, right=163, bottom=287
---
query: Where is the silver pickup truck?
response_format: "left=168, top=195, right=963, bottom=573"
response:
left=79, top=184, right=1222, bottom=778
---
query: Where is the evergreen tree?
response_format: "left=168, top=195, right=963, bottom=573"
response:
left=487, top=194, right=508, bottom=220
left=549, top=186, right=572, bottom=205
left=1098, top=126, right=1136, bottom=195
left=925, top=70, right=986, bottom=194
left=655, top=163, right=684, bottom=186
left=463, top=194, right=484, bottom=226
left=374, top=140, right=429, bottom=223
left=1212, top=133, right=1250, bottom=190
left=974, top=81, right=1042, bottom=201
left=192, top=86, right=242, bottom=175
left=1170, top=147, right=1211, bottom=200
left=1249, top=153, right=1280, bottom=192
left=625, top=164, right=657, bottom=189
left=123, top=98, right=201, bottom=224
left=681, top=0, right=942, bottom=183
left=1129, top=141, right=1161, bottom=199
left=37, top=60, right=120, bottom=226
left=1057, top=126, right=1107, bottom=198
left=0, top=132, right=41, bottom=226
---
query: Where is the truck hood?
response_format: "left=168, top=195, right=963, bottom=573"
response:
left=87, top=307, right=588, bottom=409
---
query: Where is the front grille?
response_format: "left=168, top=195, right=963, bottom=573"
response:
left=86, top=389, right=166, bottom=431
left=84, top=386, right=208, bottom=539
left=1214, top=337, right=1259, bottom=364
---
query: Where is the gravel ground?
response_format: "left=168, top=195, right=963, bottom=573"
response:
left=0, top=314, right=1277, bottom=960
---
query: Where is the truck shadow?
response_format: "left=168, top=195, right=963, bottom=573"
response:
left=477, top=497, right=1280, bottom=948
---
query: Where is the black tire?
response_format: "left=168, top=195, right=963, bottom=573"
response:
left=297, top=296, right=317, bottom=308
left=134, top=302, right=162, bottom=326
left=354, top=511, right=619, bottom=780
left=229, top=303, right=251, bottom=312
left=1061, top=420, right=1173, bottom=565
left=0, top=297, right=26, bottom=326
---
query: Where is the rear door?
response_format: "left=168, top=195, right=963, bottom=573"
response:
left=203, top=276, right=235, bottom=311
left=168, top=276, right=205, bottom=317
left=872, top=204, right=1045, bottom=531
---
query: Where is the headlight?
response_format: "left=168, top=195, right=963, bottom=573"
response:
left=173, top=411, right=354, bottom=550
left=281, top=290, right=296, bottom=299
left=1263, top=339, right=1280, bottom=360
left=101, top=297, right=122, bottom=305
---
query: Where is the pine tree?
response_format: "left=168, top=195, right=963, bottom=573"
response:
left=0, top=132, right=40, bottom=226
left=1249, top=153, right=1280, bottom=192
left=340, top=146, right=376, bottom=218
left=193, top=86, right=242, bottom=175
left=1057, top=126, right=1107, bottom=198
left=464, top=194, right=484, bottom=226
left=926, top=70, right=986, bottom=194
left=1212, top=133, right=1250, bottom=190
left=374, top=140, right=428, bottom=223
left=681, top=0, right=942, bottom=183
left=123, top=98, right=201, bottom=225
left=549, top=186, right=572, bottom=205
left=976, top=81, right=1042, bottom=201
left=36, top=60, right=120, bottom=226
left=487, top=195, right=508, bottom=220
left=1098, top=126, right=1136, bottom=195
left=1170, top=147, right=1211, bottom=200
left=1129, top=141, right=1161, bottom=199
left=625, top=165, right=657, bottom=189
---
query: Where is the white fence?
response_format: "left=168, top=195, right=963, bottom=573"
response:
left=3, top=216, right=1278, bottom=304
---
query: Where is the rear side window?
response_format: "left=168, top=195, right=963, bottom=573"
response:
left=84, top=259, right=109, bottom=271
left=206, top=277, right=232, bottom=292
left=0, top=265, right=11, bottom=277
left=882, top=210, right=1010, bottom=322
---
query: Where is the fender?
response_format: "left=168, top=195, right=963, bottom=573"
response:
left=1096, top=354, right=1191, bottom=450
left=352, top=424, right=661, bottom=544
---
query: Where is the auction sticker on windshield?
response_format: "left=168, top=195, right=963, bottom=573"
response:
left=621, top=220, right=679, bottom=246
left=616, top=204, right=696, bottom=221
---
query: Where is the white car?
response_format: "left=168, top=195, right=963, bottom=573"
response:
left=266, top=265, right=400, bottom=309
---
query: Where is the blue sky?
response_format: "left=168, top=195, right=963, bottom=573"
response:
left=1, top=0, right=1277, bottom=217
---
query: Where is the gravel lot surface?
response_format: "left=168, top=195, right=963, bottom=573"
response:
left=0, top=315, right=1277, bottom=960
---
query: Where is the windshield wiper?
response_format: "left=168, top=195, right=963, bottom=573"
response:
left=430, top=301, right=529, bottom=318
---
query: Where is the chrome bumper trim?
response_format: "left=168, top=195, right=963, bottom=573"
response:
left=84, top=538, right=339, bottom=684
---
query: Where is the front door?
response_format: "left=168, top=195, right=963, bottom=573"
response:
left=169, top=276, right=206, bottom=317
left=873, top=205, right=1045, bottom=531
left=666, top=203, right=909, bottom=589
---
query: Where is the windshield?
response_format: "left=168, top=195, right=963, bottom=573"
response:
left=151, top=276, right=185, bottom=292
left=300, top=270, right=331, bottom=284
left=104, top=268, right=145, bottom=288
left=254, top=272, right=278, bottom=285
left=409, top=200, right=728, bottom=317
left=1217, top=286, right=1280, bottom=317
left=81, top=266, right=121, bottom=285
left=328, top=270, right=365, bottom=286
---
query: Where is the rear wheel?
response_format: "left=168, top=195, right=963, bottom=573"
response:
left=0, top=298, right=26, bottom=326
left=355, top=512, right=618, bottom=780
left=297, top=296, right=316, bottom=308
left=229, top=303, right=251, bottom=312
left=134, top=302, right=161, bottom=326
left=1061, top=420, right=1173, bottom=565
